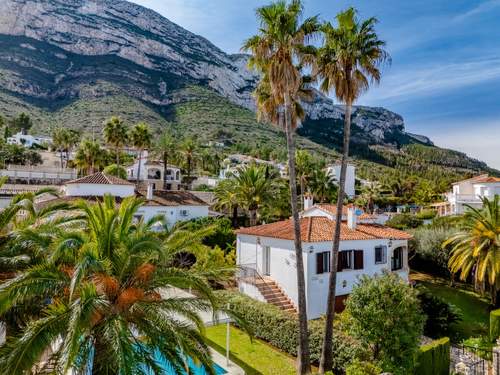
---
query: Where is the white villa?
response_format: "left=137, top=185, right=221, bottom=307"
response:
left=126, top=152, right=182, bottom=190
left=236, top=201, right=411, bottom=319
left=6, top=132, right=51, bottom=148
left=431, top=174, right=500, bottom=216
left=325, top=163, right=356, bottom=198
left=43, top=172, right=209, bottom=227
left=219, top=154, right=287, bottom=179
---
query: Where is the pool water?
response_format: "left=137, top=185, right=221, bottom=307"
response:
left=146, top=349, right=227, bottom=375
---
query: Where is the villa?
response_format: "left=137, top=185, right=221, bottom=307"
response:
left=6, top=131, right=52, bottom=148
left=236, top=199, right=411, bottom=319
left=431, top=174, right=500, bottom=216
left=126, top=151, right=182, bottom=190
left=42, top=172, right=209, bottom=227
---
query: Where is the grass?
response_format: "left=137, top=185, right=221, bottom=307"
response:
left=416, top=275, right=490, bottom=342
left=205, top=324, right=297, bottom=375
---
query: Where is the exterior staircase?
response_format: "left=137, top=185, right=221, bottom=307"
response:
left=255, top=276, right=297, bottom=314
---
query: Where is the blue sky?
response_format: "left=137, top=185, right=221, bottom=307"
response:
left=131, top=0, right=500, bottom=169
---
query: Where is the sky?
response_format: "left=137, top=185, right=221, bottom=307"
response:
left=131, top=0, right=500, bottom=169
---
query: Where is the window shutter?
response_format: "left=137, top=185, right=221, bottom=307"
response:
left=382, top=246, right=387, bottom=263
left=354, top=250, right=364, bottom=270
left=337, top=252, right=344, bottom=272
left=316, top=253, right=323, bottom=274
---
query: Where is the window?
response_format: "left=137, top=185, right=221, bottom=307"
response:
left=316, top=251, right=330, bottom=274
left=375, top=246, right=387, bottom=264
left=391, top=247, right=404, bottom=271
left=338, top=250, right=363, bottom=271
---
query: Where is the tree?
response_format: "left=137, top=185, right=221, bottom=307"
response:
left=344, top=272, right=424, bottom=374
left=9, top=113, right=32, bottom=134
left=181, top=137, right=199, bottom=178
left=214, top=179, right=240, bottom=227
left=52, top=128, right=80, bottom=168
left=153, top=130, right=176, bottom=188
left=315, top=8, right=390, bottom=372
left=129, top=122, right=152, bottom=184
left=445, top=195, right=500, bottom=305
left=357, top=182, right=384, bottom=214
left=103, top=116, right=128, bottom=165
left=243, top=2, right=319, bottom=371
left=74, top=138, right=108, bottom=175
left=52, top=127, right=67, bottom=168
left=296, top=150, right=314, bottom=209
left=309, top=169, right=336, bottom=203
left=103, top=164, right=128, bottom=180
left=0, top=196, right=238, bottom=374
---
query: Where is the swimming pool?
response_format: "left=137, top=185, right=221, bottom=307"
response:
left=144, top=349, right=227, bottom=375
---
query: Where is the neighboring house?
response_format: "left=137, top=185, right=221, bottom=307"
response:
left=219, top=154, right=287, bottom=179
left=125, top=151, right=182, bottom=191
left=325, top=163, right=356, bottom=198
left=431, top=174, right=500, bottom=216
left=0, top=184, right=61, bottom=208
left=43, top=172, right=209, bottom=227
left=236, top=205, right=411, bottom=319
left=6, top=132, right=51, bottom=148
left=0, top=165, right=77, bottom=185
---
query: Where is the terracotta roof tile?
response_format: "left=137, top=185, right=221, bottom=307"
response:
left=473, top=176, right=500, bottom=183
left=66, top=172, right=134, bottom=186
left=237, top=216, right=411, bottom=242
left=313, top=204, right=375, bottom=220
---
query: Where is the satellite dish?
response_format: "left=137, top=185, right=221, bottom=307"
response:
left=355, top=209, right=363, bottom=216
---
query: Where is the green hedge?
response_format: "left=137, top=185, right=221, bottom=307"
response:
left=217, top=290, right=362, bottom=372
left=415, top=337, right=450, bottom=375
left=490, top=309, right=500, bottom=341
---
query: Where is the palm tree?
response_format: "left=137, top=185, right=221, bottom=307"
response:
left=52, top=128, right=80, bottom=168
left=153, top=130, right=176, bottom=188
left=103, top=116, right=128, bottom=166
left=103, top=164, right=128, bottom=180
left=315, top=8, right=389, bottom=372
left=358, top=182, right=383, bottom=214
left=296, top=150, right=314, bottom=209
left=309, top=169, right=336, bottom=203
left=0, top=196, right=238, bottom=374
left=242, top=1, right=319, bottom=371
left=74, top=138, right=108, bottom=175
left=181, top=137, right=198, bottom=178
left=51, top=127, right=67, bottom=168
left=214, top=179, right=240, bottom=227
left=129, top=122, right=152, bottom=184
left=445, top=195, right=500, bottom=305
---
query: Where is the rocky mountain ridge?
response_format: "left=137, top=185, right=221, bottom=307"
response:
left=0, top=0, right=432, bottom=147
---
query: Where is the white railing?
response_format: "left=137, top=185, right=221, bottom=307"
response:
left=0, top=167, right=77, bottom=180
left=446, top=193, right=482, bottom=203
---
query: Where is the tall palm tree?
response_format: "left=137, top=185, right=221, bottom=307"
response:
left=0, top=196, right=238, bottom=374
left=242, top=1, right=319, bottom=372
left=181, top=137, right=198, bottom=178
left=214, top=179, right=240, bottom=227
left=233, top=164, right=274, bottom=226
left=103, top=116, right=128, bottom=166
left=52, top=128, right=80, bottom=168
left=51, top=128, right=67, bottom=169
left=358, top=182, right=383, bottom=214
left=296, top=150, right=314, bottom=209
left=129, top=122, right=152, bottom=184
left=153, top=130, right=176, bottom=188
left=309, top=169, right=336, bottom=203
left=74, top=139, right=108, bottom=175
left=315, top=8, right=389, bottom=373
left=445, top=195, right=500, bottom=305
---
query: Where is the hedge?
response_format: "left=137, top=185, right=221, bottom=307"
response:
left=414, top=337, right=450, bottom=375
left=217, top=290, right=362, bottom=372
left=490, top=309, right=500, bottom=341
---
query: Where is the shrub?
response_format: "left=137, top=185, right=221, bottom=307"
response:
left=417, top=288, right=462, bottom=338
left=177, top=217, right=235, bottom=251
left=217, top=290, right=363, bottom=372
left=490, top=309, right=500, bottom=341
left=103, top=164, right=127, bottom=179
left=344, top=272, right=425, bottom=375
left=346, top=360, right=382, bottom=375
left=416, top=209, right=437, bottom=220
left=385, top=213, right=422, bottom=230
left=414, top=337, right=450, bottom=375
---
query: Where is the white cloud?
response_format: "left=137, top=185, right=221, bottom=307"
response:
left=454, top=0, right=500, bottom=22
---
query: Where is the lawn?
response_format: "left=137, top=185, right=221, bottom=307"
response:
left=417, top=277, right=490, bottom=341
left=205, top=324, right=297, bottom=375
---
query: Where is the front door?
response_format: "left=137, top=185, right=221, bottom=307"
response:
left=262, top=246, right=271, bottom=276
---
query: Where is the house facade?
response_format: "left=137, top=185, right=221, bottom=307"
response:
left=325, top=163, right=356, bottom=198
left=126, top=151, right=182, bottom=191
left=46, top=172, right=209, bottom=227
left=236, top=207, right=411, bottom=319
left=432, top=174, right=500, bottom=216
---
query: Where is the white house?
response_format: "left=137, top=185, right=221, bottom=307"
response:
left=44, top=172, right=209, bottom=227
left=236, top=206, right=411, bottom=319
left=325, top=163, right=356, bottom=198
left=431, top=174, right=500, bottom=216
left=126, top=151, right=182, bottom=191
left=219, top=154, right=286, bottom=179
left=6, top=132, right=51, bottom=148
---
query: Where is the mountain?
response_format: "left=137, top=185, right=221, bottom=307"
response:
left=0, top=0, right=497, bottom=182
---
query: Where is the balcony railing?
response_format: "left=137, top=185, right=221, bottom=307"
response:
left=446, top=193, right=484, bottom=203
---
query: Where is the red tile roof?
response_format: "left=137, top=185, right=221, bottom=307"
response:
left=237, top=216, right=412, bottom=242
left=313, top=204, right=376, bottom=220
left=66, top=172, right=134, bottom=186
left=473, top=176, right=500, bottom=183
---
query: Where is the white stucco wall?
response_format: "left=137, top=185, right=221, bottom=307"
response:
left=137, top=204, right=209, bottom=227
left=64, top=183, right=135, bottom=198
left=237, top=234, right=409, bottom=320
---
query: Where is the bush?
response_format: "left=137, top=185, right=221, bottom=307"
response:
left=103, top=164, right=127, bottom=180
left=490, top=309, right=500, bottom=341
left=416, top=209, right=437, bottom=220
left=217, top=290, right=363, bottom=372
left=385, top=213, right=422, bottom=230
left=176, top=217, right=235, bottom=251
left=414, top=337, right=450, bottom=375
left=417, top=288, right=462, bottom=338
left=346, top=360, right=382, bottom=375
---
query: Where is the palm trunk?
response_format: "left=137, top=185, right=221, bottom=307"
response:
left=187, top=156, right=191, bottom=178
left=249, top=208, right=257, bottom=226
left=300, top=177, right=305, bottom=211
left=284, top=93, right=311, bottom=375
left=319, top=101, right=352, bottom=374
left=59, top=150, right=64, bottom=169
left=232, top=205, right=238, bottom=228
left=136, top=149, right=142, bottom=185
left=116, top=146, right=120, bottom=166
left=163, top=151, right=168, bottom=189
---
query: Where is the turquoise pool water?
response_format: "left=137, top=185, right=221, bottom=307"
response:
left=145, top=349, right=227, bottom=375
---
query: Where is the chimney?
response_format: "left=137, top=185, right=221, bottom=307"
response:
left=304, top=192, right=314, bottom=211
left=347, top=206, right=357, bottom=230
left=146, top=182, right=154, bottom=200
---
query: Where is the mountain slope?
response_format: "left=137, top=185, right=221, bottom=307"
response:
left=0, top=0, right=497, bottom=183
